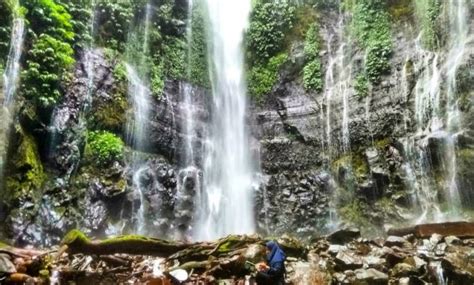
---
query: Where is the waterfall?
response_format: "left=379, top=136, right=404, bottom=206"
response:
left=126, top=64, right=151, bottom=235
left=194, top=0, right=255, bottom=240
left=2, top=17, right=25, bottom=106
left=126, top=3, right=153, bottom=235
left=0, top=4, right=25, bottom=183
left=322, top=11, right=353, bottom=157
left=409, top=0, right=470, bottom=222
left=443, top=0, right=469, bottom=216
left=174, top=0, right=200, bottom=239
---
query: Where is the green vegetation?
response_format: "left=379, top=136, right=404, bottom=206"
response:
left=94, top=0, right=134, bottom=51
left=22, top=0, right=74, bottom=41
left=350, top=0, right=392, bottom=83
left=247, top=0, right=295, bottom=62
left=415, top=0, right=443, bottom=50
left=58, top=0, right=93, bottom=49
left=85, top=131, right=124, bottom=166
left=21, top=34, right=75, bottom=111
left=0, top=1, right=13, bottom=63
left=303, top=24, right=323, bottom=92
left=247, top=53, right=288, bottom=101
left=246, top=0, right=296, bottom=99
left=188, top=1, right=210, bottom=88
left=5, top=126, right=45, bottom=202
left=354, top=73, right=369, bottom=98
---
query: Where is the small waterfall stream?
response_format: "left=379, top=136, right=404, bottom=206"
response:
left=408, top=0, right=470, bottom=222
left=195, top=0, right=255, bottom=240
left=0, top=4, right=25, bottom=183
left=125, top=3, right=153, bottom=235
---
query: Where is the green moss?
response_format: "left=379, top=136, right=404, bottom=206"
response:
left=332, top=153, right=369, bottom=180
left=62, top=229, right=90, bottom=245
left=5, top=126, right=45, bottom=202
left=389, top=0, right=415, bottom=21
left=90, top=60, right=127, bottom=132
left=339, top=200, right=371, bottom=228
left=247, top=53, right=288, bottom=101
left=84, top=131, right=124, bottom=166
left=374, top=138, right=391, bottom=149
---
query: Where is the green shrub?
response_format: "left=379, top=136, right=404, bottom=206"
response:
left=354, top=73, right=369, bottom=98
left=351, top=0, right=392, bottom=83
left=94, top=0, right=134, bottom=50
left=85, top=131, right=124, bottom=165
left=162, top=36, right=186, bottom=80
left=0, top=1, right=13, bottom=62
left=188, top=1, right=209, bottom=88
left=23, top=0, right=74, bottom=41
left=246, top=0, right=296, bottom=62
left=21, top=34, right=75, bottom=111
left=415, top=0, right=443, bottom=50
left=303, top=24, right=323, bottom=92
left=248, top=53, right=288, bottom=101
left=58, top=0, right=93, bottom=48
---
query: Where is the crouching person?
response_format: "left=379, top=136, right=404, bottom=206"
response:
left=255, top=241, right=286, bottom=285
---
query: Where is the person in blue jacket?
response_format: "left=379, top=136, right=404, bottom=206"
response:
left=255, top=240, right=286, bottom=285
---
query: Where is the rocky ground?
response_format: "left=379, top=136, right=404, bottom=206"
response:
left=0, top=222, right=473, bottom=284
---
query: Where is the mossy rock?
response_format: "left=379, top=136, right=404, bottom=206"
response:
left=389, top=0, right=415, bottom=21
left=5, top=125, right=45, bottom=203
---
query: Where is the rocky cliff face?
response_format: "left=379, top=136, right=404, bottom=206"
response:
left=1, top=1, right=473, bottom=246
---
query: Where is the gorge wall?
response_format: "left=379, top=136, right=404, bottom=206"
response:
left=0, top=0, right=473, bottom=247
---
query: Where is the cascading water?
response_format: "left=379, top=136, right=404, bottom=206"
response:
left=174, top=0, right=200, bottom=239
left=408, top=0, right=470, bottom=222
left=405, top=0, right=469, bottom=222
left=194, top=0, right=255, bottom=240
left=0, top=4, right=25, bottom=182
left=321, top=7, right=354, bottom=229
left=125, top=2, right=153, bottom=234
left=443, top=0, right=469, bottom=216
left=322, top=11, right=353, bottom=156
left=126, top=64, right=151, bottom=235
left=2, top=17, right=24, bottom=106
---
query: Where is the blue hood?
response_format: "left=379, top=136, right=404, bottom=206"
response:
left=266, top=241, right=286, bottom=265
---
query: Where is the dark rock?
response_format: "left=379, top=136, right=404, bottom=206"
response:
left=391, top=263, right=417, bottom=278
left=327, top=228, right=361, bottom=244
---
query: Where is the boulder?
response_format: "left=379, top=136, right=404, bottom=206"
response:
left=0, top=254, right=16, bottom=274
left=384, top=236, right=408, bottom=248
left=354, top=268, right=388, bottom=285
left=335, top=251, right=363, bottom=271
left=327, top=228, right=361, bottom=244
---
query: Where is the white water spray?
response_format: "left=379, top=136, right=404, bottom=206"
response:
left=1, top=5, right=25, bottom=183
left=195, top=0, right=255, bottom=240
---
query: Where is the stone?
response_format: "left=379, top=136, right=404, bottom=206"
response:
left=335, top=251, right=363, bottom=270
left=354, top=268, right=388, bottom=285
left=384, top=236, right=408, bottom=247
left=327, top=228, right=361, bottom=244
left=391, top=263, right=417, bottom=278
left=0, top=253, right=16, bottom=273
left=445, top=236, right=462, bottom=246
